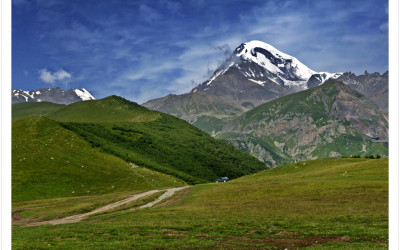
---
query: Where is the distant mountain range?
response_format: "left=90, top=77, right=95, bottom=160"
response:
left=12, top=87, right=95, bottom=104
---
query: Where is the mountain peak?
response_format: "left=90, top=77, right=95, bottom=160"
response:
left=234, top=40, right=291, bottom=59
left=194, top=40, right=341, bottom=93
left=234, top=40, right=316, bottom=82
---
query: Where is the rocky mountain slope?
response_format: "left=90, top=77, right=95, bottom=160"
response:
left=12, top=87, right=95, bottom=104
left=216, top=80, right=388, bottom=167
left=336, top=71, right=388, bottom=113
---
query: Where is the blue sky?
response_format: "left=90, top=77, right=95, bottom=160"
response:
left=12, top=0, right=388, bottom=103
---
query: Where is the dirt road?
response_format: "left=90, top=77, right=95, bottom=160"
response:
left=23, top=186, right=191, bottom=227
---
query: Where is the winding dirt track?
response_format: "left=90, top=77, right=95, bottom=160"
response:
left=24, top=186, right=191, bottom=227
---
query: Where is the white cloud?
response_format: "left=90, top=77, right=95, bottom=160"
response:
left=39, top=68, right=72, bottom=84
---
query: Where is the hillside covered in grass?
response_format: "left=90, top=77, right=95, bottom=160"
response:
left=47, top=96, right=160, bottom=123
left=12, top=102, right=65, bottom=121
left=13, top=158, right=388, bottom=249
left=12, top=116, right=185, bottom=202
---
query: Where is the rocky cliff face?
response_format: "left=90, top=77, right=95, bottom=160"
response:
left=217, top=80, right=388, bottom=167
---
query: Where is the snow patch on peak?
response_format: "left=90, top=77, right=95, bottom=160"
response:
left=23, top=91, right=35, bottom=99
left=318, top=72, right=343, bottom=83
left=207, top=62, right=234, bottom=86
left=326, top=72, right=343, bottom=80
left=234, top=40, right=316, bottom=82
left=236, top=40, right=292, bottom=59
left=73, top=88, right=95, bottom=101
left=248, top=79, right=266, bottom=86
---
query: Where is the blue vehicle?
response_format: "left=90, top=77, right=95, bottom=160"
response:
left=215, top=177, right=229, bottom=183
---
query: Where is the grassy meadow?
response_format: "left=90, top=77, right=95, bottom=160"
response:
left=12, top=158, right=388, bottom=249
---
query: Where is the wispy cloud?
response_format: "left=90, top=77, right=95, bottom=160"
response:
left=39, top=69, right=72, bottom=84
left=139, top=4, right=161, bottom=24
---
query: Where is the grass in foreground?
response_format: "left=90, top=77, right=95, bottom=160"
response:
left=12, top=158, right=388, bottom=249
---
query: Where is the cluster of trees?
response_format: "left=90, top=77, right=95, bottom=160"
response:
left=350, top=154, right=382, bottom=159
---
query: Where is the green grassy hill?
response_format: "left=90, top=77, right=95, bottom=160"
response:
left=12, top=102, right=65, bottom=121
left=12, top=116, right=185, bottom=202
left=12, top=96, right=266, bottom=199
left=13, top=158, right=388, bottom=249
left=43, top=96, right=267, bottom=184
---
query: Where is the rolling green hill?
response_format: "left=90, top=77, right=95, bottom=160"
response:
left=45, top=96, right=266, bottom=184
left=13, top=96, right=266, bottom=193
left=13, top=158, right=388, bottom=249
left=12, top=116, right=185, bottom=202
left=217, top=80, right=388, bottom=166
left=12, top=102, right=65, bottom=121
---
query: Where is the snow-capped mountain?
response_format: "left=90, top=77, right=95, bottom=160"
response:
left=12, top=87, right=95, bottom=104
left=193, top=40, right=341, bottom=92
left=144, top=40, right=387, bottom=135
